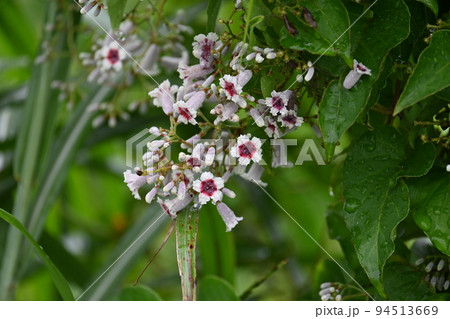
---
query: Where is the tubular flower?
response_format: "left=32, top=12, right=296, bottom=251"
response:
left=343, top=59, right=372, bottom=90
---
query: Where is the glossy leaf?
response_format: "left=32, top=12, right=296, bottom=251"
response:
left=107, top=0, right=128, bottom=30
left=119, top=286, right=163, bottom=301
left=409, top=170, right=450, bottom=256
left=280, top=0, right=351, bottom=65
left=198, top=275, right=238, bottom=301
left=384, top=263, right=433, bottom=300
left=343, top=126, right=434, bottom=297
left=206, top=0, right=222, bottom=32
left=416, top=0, right=438, bottom=15
left=0, top=208, right=74, bottom=301
left=394, top=30, right=450, bottom=115
left=319, top=0, right=410, bottom=161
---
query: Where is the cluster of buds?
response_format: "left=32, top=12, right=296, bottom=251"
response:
left=319, top=282, right=343, bottom=301
left=416, top=256, right=450, bottom=292
left=246, top=46, right=277, bottom=63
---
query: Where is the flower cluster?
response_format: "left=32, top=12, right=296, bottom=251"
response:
left=120, top=30, right=314, bottom=231
left=319, top=282, right=343, bottom=301
left=416, top=256, right=449, bottom=292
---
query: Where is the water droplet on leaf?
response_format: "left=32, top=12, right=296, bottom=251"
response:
left=344, top=198, right=361, bottom=213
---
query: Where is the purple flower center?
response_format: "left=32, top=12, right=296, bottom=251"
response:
left=178, top=107, right=193, bottom=120
left=272, top=96, right=284, bottom=110
left=200, top=179, right=217, bottom=196
left=224, top=81, right=237, bottom=97
left=201, top=40, right=212, bottom=61
left=107, top=49, right=120, bottom=64
left=282, top=114, right=297, bottom=125
left=356, top=64, right=367, bottom=72
left=238, top=141, right=256, bottom=158
left=187, top=157, right=202, bottom=167
left=176, top=173, right=190, bottom=186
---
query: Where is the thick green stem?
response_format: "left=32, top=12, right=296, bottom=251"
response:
left=175, top=209, right=200, bottom=301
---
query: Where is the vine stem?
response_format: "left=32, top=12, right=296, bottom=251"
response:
left=175, top=208, right=200, bottom=301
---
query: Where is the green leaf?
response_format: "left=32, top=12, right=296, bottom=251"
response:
left=206, top=0, right=222, bottom=33
left=326, top=205, right=370, bottom=284
left=107, top=0, right=128, bottom=30
left=409, top=170, right=450, bottom=256
left=384, top=263, right=433, bottom=300
left=416, top=0, right=438, bottom=16
left=0, top=208, right=74, bottom=301
left=119, top=286, right=163, bottom=301
left=343, top=126, right=434, bottom=297
left=280, top=0, right=351, bottom=65
left=394, top=30, right=450, bottom=115
left=176, top=209, right=200, bottom=301
left=319, top=0, right=410, bottom=161
left=198, top=275, right=239, bottom=301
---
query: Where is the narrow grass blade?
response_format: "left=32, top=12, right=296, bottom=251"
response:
left=0, top=208, right=74, bottom=301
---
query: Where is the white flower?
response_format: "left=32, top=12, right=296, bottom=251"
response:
left=304, top=61, right=315, bottom=82
left=447, top=164, right=450, bottom=172
left=145, top=186, right=158, bottom=203
left=123, top=170, right=148, bottom=200
left=193, top=172, right=224, bottom=204
left=343, top=59, right=372, bottom=90
left=249, top=107, right=266, bottom=127
left=204, top=147, right=216, bottom=166
left=123, top=170, right=158, bottom=200
left=192, top=33, right=222, bottom=69
left=219, top=70, right=252, bottom=108
left=278, top=110, right=304, bottom=129
left=178, top=62, right=214, bottom=81
left=266, top=90, right=290, bottom=116
left=140, top=44, right=160, bottom=75
left=211, top=102, right=239, bottom=124
left=230, top=134, right=263, bottom=166
left=79, top=0, right=106, bottom=16
left=264, top=116, right=281, bottom=138
left=216, top=202, right=243, bottom=232
left=99, top=42, right=127, bottom=72
left=157, top=196, right=193, bottom=219
left=173, top=91, right=205, bottom=125
left=148, top=80, right=178, bottom=115
left=230, top=42, right=248, bottom=71
left=174, top=101, right=197, bottom=124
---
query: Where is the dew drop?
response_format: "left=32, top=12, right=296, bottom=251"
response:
left=344, top=198, right=361, bottom=213
left=418, top=214, right=432, bottom=231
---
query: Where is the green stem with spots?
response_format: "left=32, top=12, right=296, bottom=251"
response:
left=175, top=208, right=200, bottom=301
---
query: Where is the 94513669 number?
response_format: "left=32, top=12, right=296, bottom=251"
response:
left=375, top=306, right=438, bottom=316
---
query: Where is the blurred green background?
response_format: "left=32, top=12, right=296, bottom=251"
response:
left=0, top=0, right=347, bottom=300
